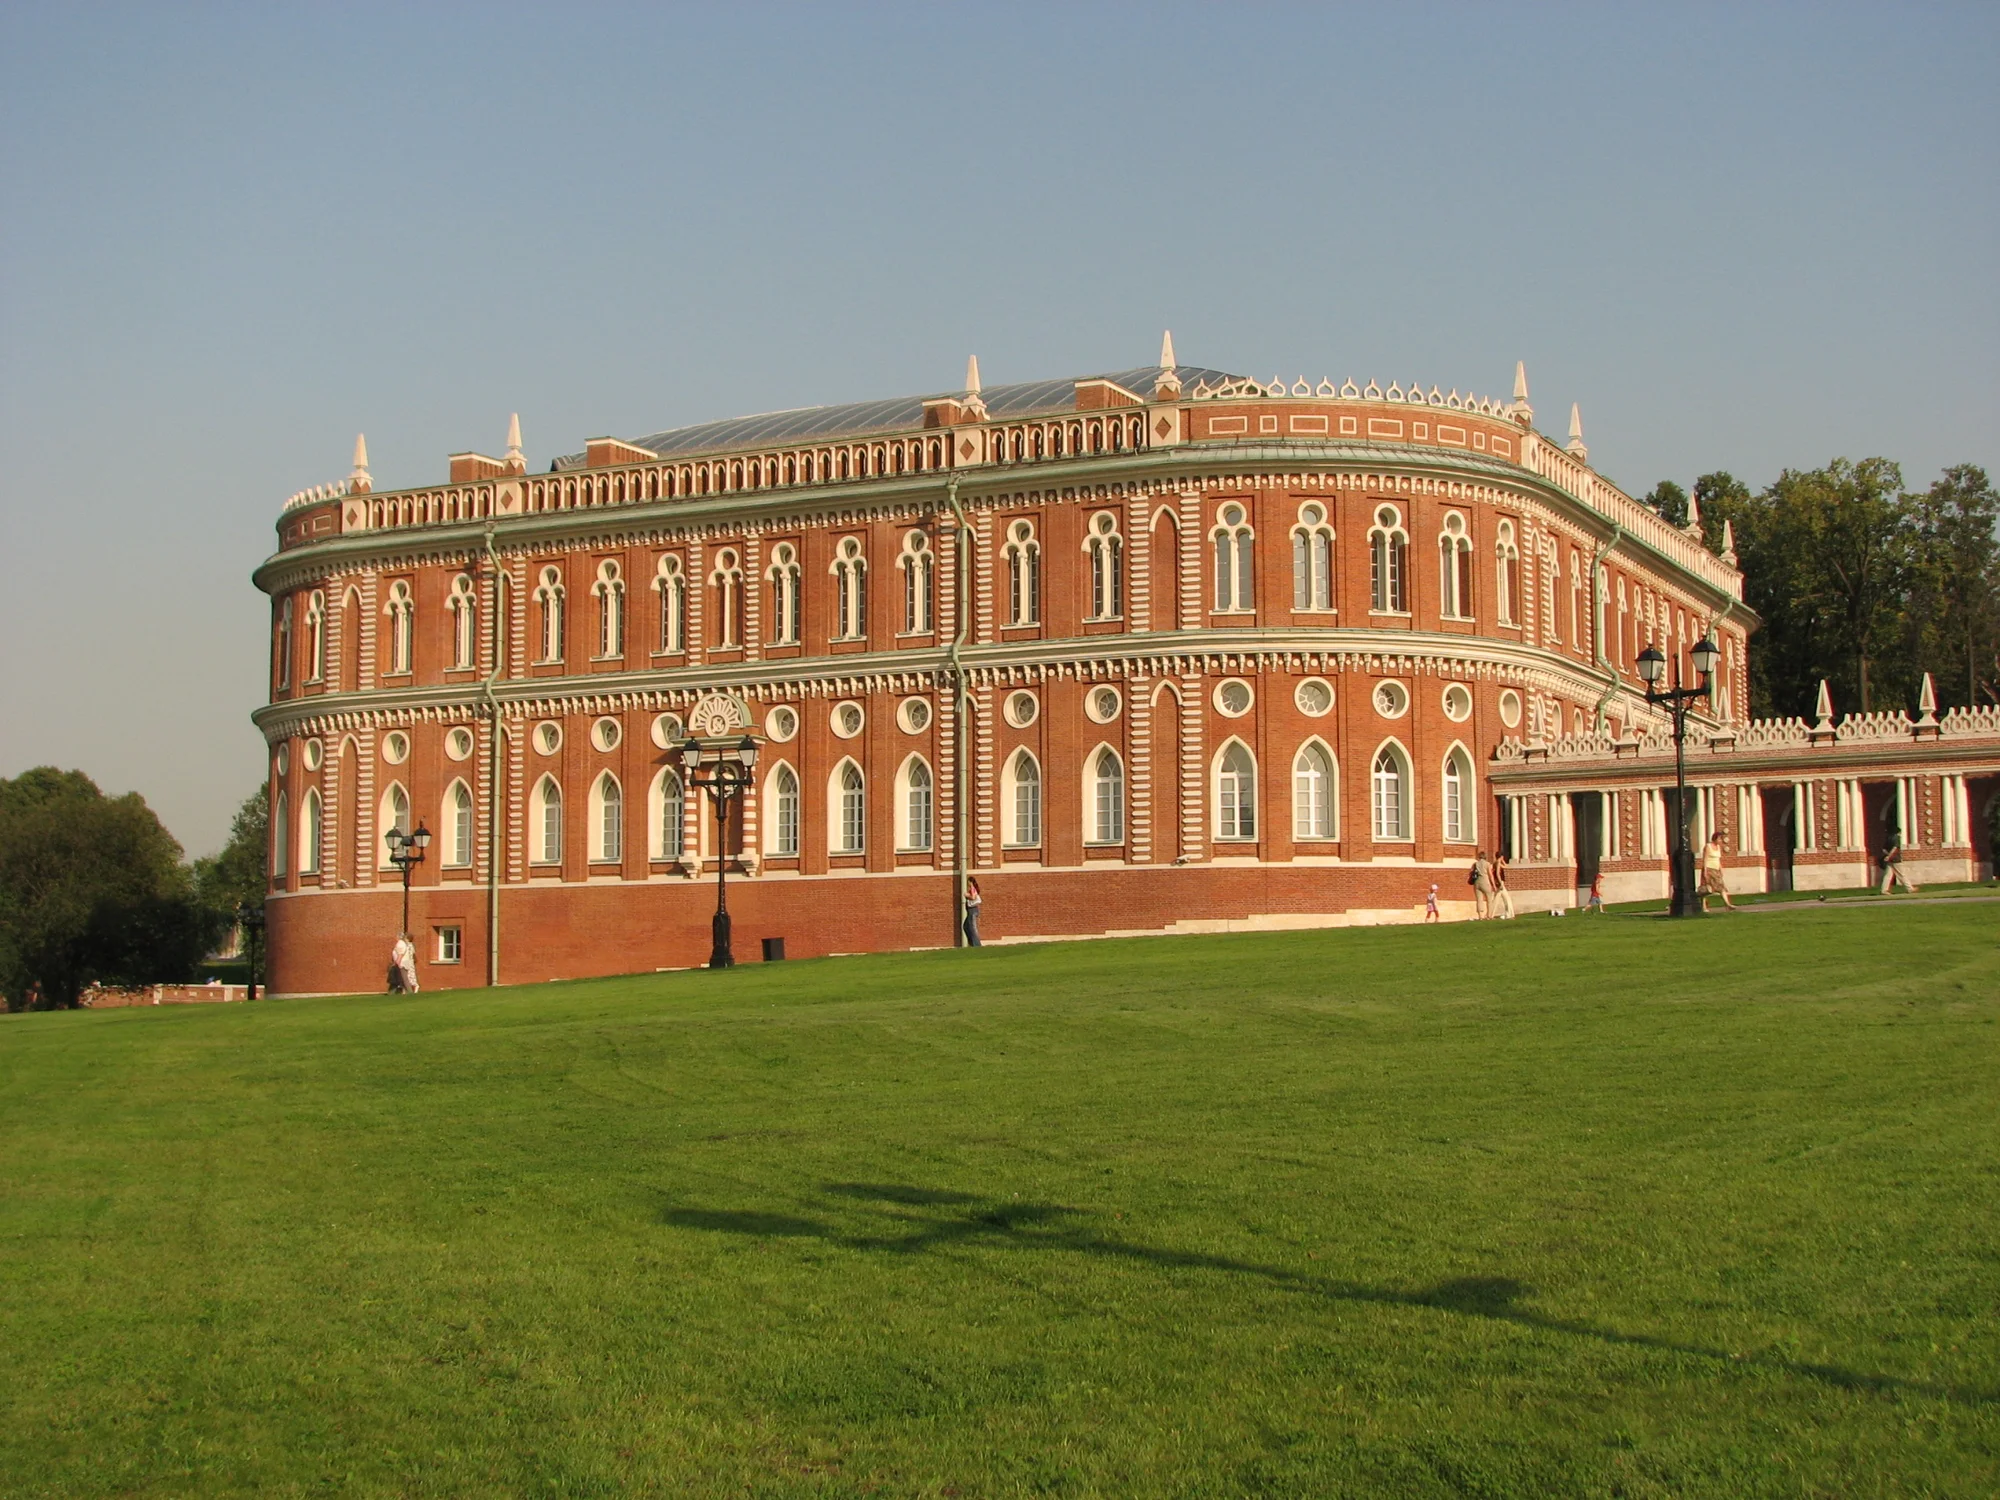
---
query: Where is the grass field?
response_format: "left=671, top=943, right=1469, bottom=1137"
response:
left=3, top=905, right=1997, bottom=1498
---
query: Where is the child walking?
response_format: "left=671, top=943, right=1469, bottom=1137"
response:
left=1425, top=883, right=1440, bottom=923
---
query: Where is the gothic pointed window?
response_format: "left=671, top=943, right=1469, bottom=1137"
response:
left=1217, top=741, right=1257, bottom=840
left=900, top=531, right=933, bottom=633
left=1442, top=746, right=1474, bottom=845
left=1089, top=748, right=1124, bottom=845
left=768, top=764, right=799, bottom=857
left=305, top=591, right=327, bottom=682
left=445, top=780, right=474, bottom=867
left=833, top=761, right=866, bottom=853
left=1002, top=520, right=1040, bottom=625
left=1495, top=520, right=1520, bottom=626
left=900, top=758, right=934, bottom=851
left=832, top=537, right=868, bottom=640
left=1293, top=742, right=1335, bottom=840
left=593, top=560, right=625, bottom=658
left=1371, top=743, right=1411, bottom=842
left=1006, top=750, right=1042, bottom=847
left=710, top=550, right=745, bottom=648
left=655, top=554, right=686, bottom=653
left=533, top=566, right=566, bottom=662
left=447, top=574, right=477, bottom=669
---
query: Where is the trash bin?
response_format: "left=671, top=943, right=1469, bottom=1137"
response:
left=761, top=937, right=786, bottom=962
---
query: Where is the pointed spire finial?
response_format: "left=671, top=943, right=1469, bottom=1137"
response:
left=1152, top=330, right=1183, bottom=398
left=348, top=432, right=371, bottom=492
left=505, top=413, right=523, bottom=472
left=1160, top=329, right=1176, bottom=370
left=1917, top=671, right=1939, bottom=728
left=1509, top=361, right=1533, bottom=427
left=1685, top=488, right=1703, bottom=537
left=1719, top=517, right=1737, bottom=566
left=1814, top=678, right=1834, bottom=729
left=965, top=355, right=980, bottom=396
left=1565, top=402, right=1588, bottom=462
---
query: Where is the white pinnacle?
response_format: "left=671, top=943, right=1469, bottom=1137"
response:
left=1918, top=671, right=1938, bottom=721
left=1815, top=679, right=1834, bottom=727
left=351, top=432, right=369, bottom=478
left=506, top=412, right=522, bottom=460
left=1568, top=403, right=1583, bottom=441
left=1513, top=361, right=1529, bottom=402
left=1160, top=330, right=1176, bottom=369
left=965, top=355, right=981, bottom=396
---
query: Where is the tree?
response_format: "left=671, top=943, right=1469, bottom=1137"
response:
left=0, top=769, right=225, bottom=1010
left=1640, top=480, right=1690, bottom=529
left=1906, top=465, right=2000, bottom=708
left=193, top=787, right=269, bottom=919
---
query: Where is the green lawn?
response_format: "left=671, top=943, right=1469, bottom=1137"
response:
left=3, top=908, right=1997, bottom=1498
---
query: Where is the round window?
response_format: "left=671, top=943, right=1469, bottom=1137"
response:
left=1221, top=503, right=1246, bottom=527
left=1004, top=691, right=1039, bottom=728
left=650, top=713, right=685, bottom=750
left=1299, top=502, right=1325, bottom=526
left=533, top=721, right=562, bottom=756
left=1442, top=684, right=1473, bottom=723
left=1372, top=681, right=1410, bottom=719
left=765, top=706, right=798, bottom=742
left=1214, top=679, right=1254, bottom=717
left=300, top=739, right=322, bottom=772
left=275, top=743, right=291, bottom=776
left=899, top=698, right=932, bottom=734
left=1498, top=689, right=1523, bottom=729
left=445, top=727, right=474, bottom=761
left=382, top=731, right=410, bottom=765
left=832, top=701, right=865, bottom=739
left=1086, top=686, right=1122, bottom=724
left=592, top=717, right=621, bottom=752
left=1295, top=679, right=1334, bottom=717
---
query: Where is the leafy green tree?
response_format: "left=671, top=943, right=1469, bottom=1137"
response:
left=1905, top=465, right=2000, bottom=708
left=0, top=769, right=224, bottom=1010
left=193, top=787, right=269, bottom=919
left=1640, top=480, right=1690, bottom=529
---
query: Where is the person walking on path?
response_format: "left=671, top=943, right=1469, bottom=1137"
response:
left=962, top=877, right=984, bottom=946
left=1493, top=854, right=1516, bottom=919
left=1584, top=871, right=1606, bottom=914
left=1470, top=852, right=1494, bottom=919
left=1878, top=837, right=1919, bottom=895
left=1700, top=834, right=1737, bottom=911
left=391, top=932, right=419, bottom=993
left=1425, top=883, right=1440, bottom=923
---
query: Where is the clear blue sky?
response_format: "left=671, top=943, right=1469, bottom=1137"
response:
left=3, top=2, right=1995, bottom=855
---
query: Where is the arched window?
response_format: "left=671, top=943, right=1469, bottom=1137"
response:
left=1212, top=503, right=1255, bottom=612
left=900, top=531, right=933, bottom=633
left=899, top=757, right=934, bottom=851
left=1438, top=512, right=1473, bottom=619
left=1371, top=743, right=1410, bottom=842
left=593, top=559, right=625, bottom=657
left=1085, top=512, right=1124, bottom=619
left=299, top=788, right=321, bottom=874
left=651, top=769, right=685, bottom=860
left=767, top=543, right=802, bottom=645
left=276, top=596, right=294, bottom=689
left=384, top=581, right=415, bottom=675
left=766, top=765, right=799, bottom=857
left=533, top=566, right=565, bottom=662
left=1293, top=742, right=1335, bottom=840
left=379, top=782, right=410, bottom=867
left=444, top=780, right=473, bottom=867
left=832, top=537, right=867, bottom=639
left=833, top=761, right=865, bottom=853
left=1496, top=520, right=1520, bottom=626
left=1217, top=741, right=1257, bottom=840
left=655, top=555, right=686, bottom=653
left=1291, top=504, right=1334, bottom=611
left=1442, top=746, right=1475, bottom=845
left=305, top=591, right=327, bottom=682
left=1002, top=520, right=1040, bottom=625
left=710, top=549, right=744, bottom=647
left=1569, top=548, right=1583, bottom=650
left=272, top=791, right=289, bottom=880
left=1006, top=750, right=1042, bottom=847
left=1369, top=506, right=1408, bottom=613
left=1088, top=748, right=1124, bottom=845
left=591, top=773, right=623, bottom=863
left=533, top=776, right=562, bottom=864
left=446, top=574, right=476, bottom=669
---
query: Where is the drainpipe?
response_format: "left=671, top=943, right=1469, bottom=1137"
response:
left=1589, top=523, right=1624, bottom=733
left=942, top=473, right=972, bottom=946
left=482, top=523, right=504, bottom=986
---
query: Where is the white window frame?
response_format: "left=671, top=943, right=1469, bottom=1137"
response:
left=898, top=755, right=934, bottom=852
left=831, top=759, right=866, bottom=853
left=1215, top=739, right=1258, bottom=841
left=1369, top=506, right=1408, bottom=615
left=1086, top=745, right=1124, bottom=846
left=1371, top=741, right=1411, bottom=842
left=1441, top=744, right=1474, bottom=845
left=1084, top=512, right=1124, bottom=621
left=1291, top=504, right=1334, bottom=612
left=532, top=776, right=563, bottom=865
left=444, top=779, right=474, bottom=867
left=1211, top=503, right=1255, bottom=613
left=1293, top=740, right=1336, bottom=841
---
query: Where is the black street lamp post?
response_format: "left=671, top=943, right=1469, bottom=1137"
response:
left=1636, top=635, right=1721, bottom=918
left=385, top=821, right=432, bottom=937
left=235, top=902, right=266, bottom=1001
left=679, top=734, right=760, bottom=968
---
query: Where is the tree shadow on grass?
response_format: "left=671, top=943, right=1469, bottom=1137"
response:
left=660, top=1187, right=1995, bottom=1409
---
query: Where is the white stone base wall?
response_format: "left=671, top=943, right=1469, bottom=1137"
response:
left=1792, top=860, right=1870, bottom=892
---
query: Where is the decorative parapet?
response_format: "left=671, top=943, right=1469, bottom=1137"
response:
left=1734, top=717, right=1810, bottom=751
left=1941, top=704, right=2000, bottom=738
left=282, top=477, right=356, bottom=514
left=1835, top=710, right=1915, bottom=744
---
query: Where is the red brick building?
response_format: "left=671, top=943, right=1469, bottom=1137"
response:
left=252, top=345, right=1999, bottom=993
